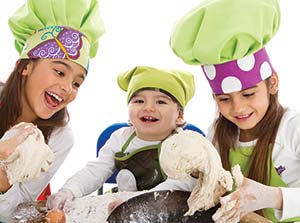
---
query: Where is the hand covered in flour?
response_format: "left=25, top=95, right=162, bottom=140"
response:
left=0, top=122, right=36, bottom=161
left=47, top=189, right=75, bottom=210
left=212, top=177, right=282, bottom=223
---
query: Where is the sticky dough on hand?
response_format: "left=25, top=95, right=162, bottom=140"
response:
left=4, top=124, right=54, bottom=185
left=160, top=130, right=235, bottom=215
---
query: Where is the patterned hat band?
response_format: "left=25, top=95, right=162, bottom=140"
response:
left=20, top=26, right=90, bottom=71
left=201, top=48, right=275, bottom=94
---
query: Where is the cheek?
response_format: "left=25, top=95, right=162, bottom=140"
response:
left=66, top=92, right=78, bottom=104
left=254, top=98, right=270, bottom=115
left=216, top=102, right=230, bottom=115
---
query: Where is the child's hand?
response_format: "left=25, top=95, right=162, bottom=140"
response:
left=212, top=177, right=282, bottom=223
left=108, top=199, right=124, bottom=214
left=0, top=122, right=36, bottom=161
left=47, top=189, right=75, bottom=210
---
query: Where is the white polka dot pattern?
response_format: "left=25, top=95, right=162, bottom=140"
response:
left=222, top=76, right=242, bottom=93
left=201, top=48, right=275, bottom=94
left=237, top=54, right=255, bottom=71
left=260, top=61, right=273, bottom=80
left=203, top=65, right=216, bottom=80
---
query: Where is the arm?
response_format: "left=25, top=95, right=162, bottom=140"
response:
left=151, top=178, right=197, bottom=192
left=0, top=125, right=74, bottom=222
left=61, top=129, right=123, bottom=197
left=273, top=109, right=300, bottom=220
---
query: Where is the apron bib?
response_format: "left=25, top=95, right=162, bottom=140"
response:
left=230, top=147, right=300, bottom=222
left=114, top=132, right=166, bottom=190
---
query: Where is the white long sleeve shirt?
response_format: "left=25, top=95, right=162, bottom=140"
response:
left=62, top=126, right=196, bottom=198
left=0, top=125, right=74, bottom=222
left=207, top=108, right=300, bottom=221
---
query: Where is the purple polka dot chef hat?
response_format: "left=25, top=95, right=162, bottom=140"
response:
left=202, top=48, right=275, bottom=94
left=170, top=0, right=280, bottom=94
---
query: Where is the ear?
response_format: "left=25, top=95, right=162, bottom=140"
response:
left=176, top=112, right=186, bottom=126
left=269, top=73, right=279, bottom=95
left=21, top=61, right=34, bottom=76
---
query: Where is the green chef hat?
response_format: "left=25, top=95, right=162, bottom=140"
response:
left=170, top=0, right=280, bottom=65
left=8, top=0, right=105, bottom=71
left=117, top=66, right=195, bottom=108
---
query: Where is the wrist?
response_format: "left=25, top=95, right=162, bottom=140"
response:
left=268, top=186, right=283, bottom=210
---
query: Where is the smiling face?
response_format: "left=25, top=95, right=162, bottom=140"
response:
left=19, top=59, right=86, bottom=122
left=128, top=89, right=184, bottom=141
left=214, top=74, right=279, bottom=140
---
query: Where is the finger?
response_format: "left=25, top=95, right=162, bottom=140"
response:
left=214, top=207, right=240, bottom=223
left=213, top=200, right=237, bottom=221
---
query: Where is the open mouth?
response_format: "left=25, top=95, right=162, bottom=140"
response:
left=140, top=116, right=159, bottom=122
left=45, top=91, right=63, bottom=107
left=235, top=112, right=253, bottom=120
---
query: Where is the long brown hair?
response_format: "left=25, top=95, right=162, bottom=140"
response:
left=0, top=59, right=69, bottom=143
left=212, top=78, right=285, bottom=185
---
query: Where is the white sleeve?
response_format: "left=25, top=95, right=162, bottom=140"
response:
left=62, top=128, right=130, bottom=198
left=274, top=109, right=300, bottom=220
left=0, top=125, right=74, bottom=222
left=274, top=187, right=300, bottom=221
left=151, top=178, right=197, bottom=192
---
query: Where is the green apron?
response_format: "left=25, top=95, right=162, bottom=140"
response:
left=230, top=147, right=300, bottom=222
left=114, top=132, right=166, bottom=190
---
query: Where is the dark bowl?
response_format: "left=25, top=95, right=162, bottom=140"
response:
left=107, top=190, right=220, bottom=223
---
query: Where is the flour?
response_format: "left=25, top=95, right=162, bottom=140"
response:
left=63, top=192, right=142, bottom=223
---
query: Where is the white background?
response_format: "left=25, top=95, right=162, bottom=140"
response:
left=1, top=1, right=300, bottom=193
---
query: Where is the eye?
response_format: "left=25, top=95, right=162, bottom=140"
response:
left=55, top=69, right=64, bottom=77
left=243, top=92, right=255, bottom=97
left=73, top=81, right=81, bottom=89
left=218, top=97, right=229, bottom=102
left=132, top=99, right=144, bottom=104
left=157, top=100, right=167, bottom=104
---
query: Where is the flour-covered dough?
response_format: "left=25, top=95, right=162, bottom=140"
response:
left=4, top=123, right=54, bottom=184
left=63, top=192, right=142, bottom=223
left=160, top=130, right=235, bottom=215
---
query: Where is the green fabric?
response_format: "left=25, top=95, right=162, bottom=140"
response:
left=8, top=0, right=105, bottom=60
left=114, top=132, right=166, bottom=190
left=229, top=147, right=300, bottom=222
left=170, top=0, right=280, bottom=65
left=117, top=66, right=195, bottom=108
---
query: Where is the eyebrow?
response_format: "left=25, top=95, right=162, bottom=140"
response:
left=51, top=60, right=86, bottom=80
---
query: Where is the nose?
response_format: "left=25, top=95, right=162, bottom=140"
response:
left=143, top=101, right=156, bottom=111
left=232, top=98, right=245, bottom=114
left=60, top=79, right=73, bottom=94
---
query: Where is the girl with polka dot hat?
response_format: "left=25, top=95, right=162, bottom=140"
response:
left=170, top=0, right=300, bottom=222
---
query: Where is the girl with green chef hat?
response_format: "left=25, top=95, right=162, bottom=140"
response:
left=0, top=0, right=104, bottom=221
left=48, top=65, right=201, bottom=210
left=170, top=0, right=300, bottom=222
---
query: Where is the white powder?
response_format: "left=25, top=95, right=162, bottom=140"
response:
left=64, top=192, right=142, bottom=223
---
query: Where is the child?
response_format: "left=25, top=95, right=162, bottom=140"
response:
left=47, top=65, right=198, bottom=210
left=170, top=0, right=300, bottom=222
left=0, top=0, right=104, bottom=221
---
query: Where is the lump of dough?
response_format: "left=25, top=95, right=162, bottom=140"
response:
left=4, top=123, right=54, bottom=184
left=63, top=191, right=142, bottom=223
left=160, top=130, right=234, bottom=215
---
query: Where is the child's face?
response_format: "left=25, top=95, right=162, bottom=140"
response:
left=20, top=59, right=86, bottom=121
left=214, top=80, right=271, bottom=131
left=128, top=90, right=183, bottom=141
